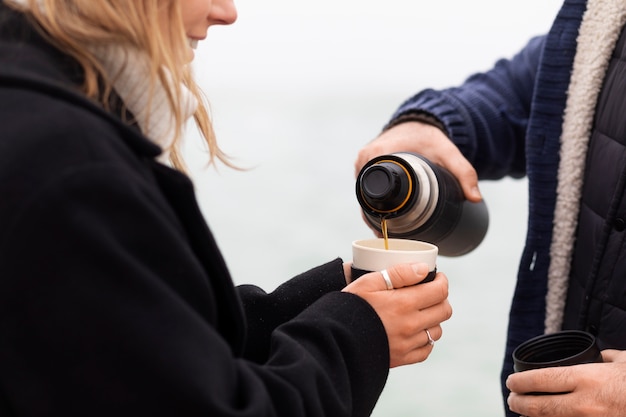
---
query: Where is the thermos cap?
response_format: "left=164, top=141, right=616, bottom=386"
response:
left=359, top=161, right=413, bottom=213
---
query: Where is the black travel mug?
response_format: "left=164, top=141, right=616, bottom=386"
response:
left=512, top=330, right=602, bottom=373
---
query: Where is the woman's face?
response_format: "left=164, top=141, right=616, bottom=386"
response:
left=180, top=0, right=237, bottom=59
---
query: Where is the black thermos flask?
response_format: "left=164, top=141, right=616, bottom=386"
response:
left=355, top=152, right=489, bottom=256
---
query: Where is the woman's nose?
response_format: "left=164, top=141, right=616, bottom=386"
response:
left=210, top=0, right=237, bottom=25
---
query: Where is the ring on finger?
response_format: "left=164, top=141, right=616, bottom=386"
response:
left=381, top=269, right=393, bottom=290
left=425, top=329, right=435, bottom=346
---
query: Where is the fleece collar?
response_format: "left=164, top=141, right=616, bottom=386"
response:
left=545, top=0, right=626, bottom=333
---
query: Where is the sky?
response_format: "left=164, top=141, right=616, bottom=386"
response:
left=184, top=0, right=565, bottom=285
left=194, top=0, right=564, bottom=95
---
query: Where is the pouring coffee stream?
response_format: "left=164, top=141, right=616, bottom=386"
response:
left=356, top=152, right=489, bottom=257
left=381, top=217, right=389, bottom=250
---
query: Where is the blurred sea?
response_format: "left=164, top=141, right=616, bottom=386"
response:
left=182, top=1, right=561, bottom=415
left=184, top=91, right=527, bottom=417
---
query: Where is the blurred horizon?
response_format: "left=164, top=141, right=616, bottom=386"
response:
left=185, top=1, right=563, bottom=416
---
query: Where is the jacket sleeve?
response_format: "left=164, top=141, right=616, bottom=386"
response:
left=389, top=35, right=546, bottom=179
left=237, top=258, right=348, bottom=362
left=0, top=164, right=388, bottom=417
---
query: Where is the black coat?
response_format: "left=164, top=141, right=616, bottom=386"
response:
left=0, top=5, right=389, bottom=416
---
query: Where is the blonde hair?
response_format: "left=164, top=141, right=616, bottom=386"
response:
left=9, top=0, right=233, bottom=171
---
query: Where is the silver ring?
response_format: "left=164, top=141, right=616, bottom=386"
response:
left=425, top=329, right=435, bottom=346
left=381, top=269, right=393, bottom=290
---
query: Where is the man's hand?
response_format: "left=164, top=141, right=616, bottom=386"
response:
left=506, top=349, right=626, bottom=416
left=355, top=122, right=482, bottom=202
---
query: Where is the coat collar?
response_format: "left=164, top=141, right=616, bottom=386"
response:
left=0, top=2, right=163, bottom=160
left=545, top=0, right=626, bottom=334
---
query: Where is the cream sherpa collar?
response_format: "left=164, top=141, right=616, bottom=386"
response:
left=545, top=0, right=626, bottom=333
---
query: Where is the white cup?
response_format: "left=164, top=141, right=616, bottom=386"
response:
left=351, top=238, right=438, bottom=281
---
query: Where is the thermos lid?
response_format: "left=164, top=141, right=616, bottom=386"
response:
left=358, top=161, right=412, bottom=213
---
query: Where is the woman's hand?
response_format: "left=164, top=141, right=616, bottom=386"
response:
left=342, top=263, right=452, bottom=368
